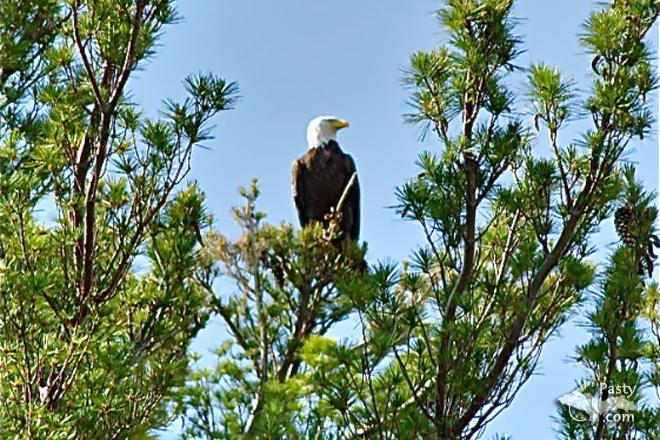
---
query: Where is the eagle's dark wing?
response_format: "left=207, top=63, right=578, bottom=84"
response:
left=291, top=158, right=308, bottom=227
left=344, top=154, right=360, bottom=240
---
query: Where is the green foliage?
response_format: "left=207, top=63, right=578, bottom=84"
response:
left=182, top=2, right=660, bottom=439
left=180, top=1, right=659, bottom=439
left=556, top=169, right=660, bottom=440
left=0, top=0, right=61, bottom=133
left=0, top=0, right=235, bottom=437
left=178, top=182, right=367, bottom=439
left=358, top=0, right=656, bottom=438
left=2, top=1, right=659, bottom=439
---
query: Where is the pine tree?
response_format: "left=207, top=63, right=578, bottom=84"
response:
left=0, top=1, right=236, bottom=437
left=319, top=0, right=658, bottom=437
left=556, top=168, right=660, bottom=440
left=181, top=1, right=660, bottom=439
left=178, top=182, right=366, bottom=439
left=7, top=0, right=655, bottom=438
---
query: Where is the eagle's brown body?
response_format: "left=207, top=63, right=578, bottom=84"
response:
left=291, top=140, right=360, bottom=240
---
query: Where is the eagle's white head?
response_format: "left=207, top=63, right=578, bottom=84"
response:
left=306, top=116, right=350, bottom=149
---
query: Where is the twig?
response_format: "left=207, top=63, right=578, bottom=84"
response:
left=71, top=1, right=105, bottom=110
left=335, top=172, right=358, bottom=213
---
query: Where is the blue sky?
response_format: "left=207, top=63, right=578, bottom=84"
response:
left=131, top=1, right=659, bottom=438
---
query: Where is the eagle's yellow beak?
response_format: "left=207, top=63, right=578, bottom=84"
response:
left=332, top=119, right=350, bottom=130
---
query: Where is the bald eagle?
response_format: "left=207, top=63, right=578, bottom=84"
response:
left=291, top=116, right=360, bottom=240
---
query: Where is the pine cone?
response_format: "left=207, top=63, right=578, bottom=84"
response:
left=614, top=205, right=637, bottom=248
left=615, top=205, right=658, bottom=277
